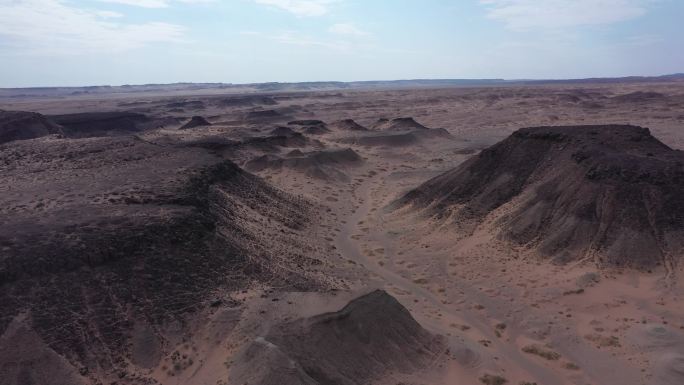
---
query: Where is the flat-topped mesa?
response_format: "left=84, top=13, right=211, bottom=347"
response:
left=373, top=117, right=428, bottom=131
left=287, top=120, right=331, bottom=135
left=329, top=119, right=368, bottom=131
left=0, top=135, right=320, bottom=382
left=400, top=125, right=684, bottom=268
left=243, top=109, right=290, bottom=123
left=270, top=126, right=297, bottom=136
left=339, top=126, right=452, bottom=148
left=244, top=148, right=362, bottom=181
left=288, top=120, right=326, bottom=127
left=243, top=131, right=312, bottom=150
left=230, top=290, right=444, bottom=385
left=49, top=111, right=153, bottom=137
left=0, top=110, right=63, bottom=144
left=180, top=115, right=212, bottom=129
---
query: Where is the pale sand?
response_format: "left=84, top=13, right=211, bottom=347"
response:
left=3, top=82, right=684, bottom=385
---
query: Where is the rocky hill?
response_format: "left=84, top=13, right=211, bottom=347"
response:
left=401, top=125, right=684, bottom=268
left=229, top=290, right=445, bottom=385
left=0, top=134, right=324, bottom=384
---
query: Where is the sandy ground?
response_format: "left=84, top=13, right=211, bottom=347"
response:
left=250, top=82, right=684, bottom=385
left=3, top=82, right=684, bottom=385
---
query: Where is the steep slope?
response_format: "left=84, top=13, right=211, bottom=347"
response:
left=0, top=135, right=324, bottom=384
left=270, top=126, right=297, bottom=136
left=288, top=120, right=331, bottom=135
left=401, top=125, right=684, bottom=268
left=180, top=115, right=212, bottom=129
left=0, top=110, right=63, bottom=144
left=329, top=119, right=368, bottom=131
left=340, top=127, right=452, bottom=148
left=213, top=95, right=277, bottom=107
left=48, top=111, right=156, bottom=137
left=243, top=109, right=291, bottom=123
left=229, top=290, right=445, bottom=385
left=244, top=148, right=363, bottom=180
left=373, top=117, right=428, bottom=131
left=242, top=132, right=319, bottom=152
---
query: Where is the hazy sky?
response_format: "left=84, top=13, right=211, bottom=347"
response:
left=0, top=0, right=682, bottom=87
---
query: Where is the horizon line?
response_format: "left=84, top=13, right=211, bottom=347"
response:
left=2, top=73, right=683, bottom=91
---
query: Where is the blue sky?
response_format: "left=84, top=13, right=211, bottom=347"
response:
left=0, top=0, right=682, bottom=87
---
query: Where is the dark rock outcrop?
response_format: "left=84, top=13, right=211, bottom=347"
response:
left=400, top=125, right=684, bottom=268
left=245, top=148, right=362, bottom=180
left=164, top=100, right=206, bottom=110
left=243, top=109, right=290, bottom=123
left=288, top=120, right=326, bottom=127
left=243, top=132, right=314, bottom=152
left=48, top=111, right=153, bottom=137
left=288, top=120, right=331, bottom=135
left=0, top=110, right=63, bottom=144
left=330, top=119, right=368, bottom=131
left=373, top=117, right=428, bottom=131
left=612, top=91, right=666, bottom=103
left=341, top=127, right=452, bottom=147
left=213, top=95, right=277, bottom=107
left=180, top=115, right=212, bottom=129
left=0, top=135, right=322, bottom=383
left=230, top=290, right=444, bottom=385
left=270, top=126, right=297, bottom=136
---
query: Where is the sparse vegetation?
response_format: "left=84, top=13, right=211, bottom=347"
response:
left=450, top=323, right=471, bottom=331
left=584, top=334, right=621, bottom=347
left=495, top=323, right=507, bottom=337
left=4, top=74, right=684, bottom=385
left=522, top=344, right=561, bottom=360
left=562, top=288, right=585, bottom=295
left=480, top=374, right=508, bottom=385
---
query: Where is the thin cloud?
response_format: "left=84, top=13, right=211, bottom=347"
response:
left=0, top=0, right=186, bottom=55
left=480, top=0, right=651, bottom=29
left=98, top=0, right=216, bottom=8
left=94, top=10, right=124, bottom=18
left=272, top=31, right=350, bottom=50
left=99, top=0, right=169, bottom=8
left=238, top=29, right=364, bottom=52
left=253, top=0, right=338, bottom=17
left=329, top=23, right=369, bottom=37
left=624, top=34, right=664, bottom=46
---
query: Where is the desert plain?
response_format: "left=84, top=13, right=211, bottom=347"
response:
left=2, top=79, right=684, bottom=385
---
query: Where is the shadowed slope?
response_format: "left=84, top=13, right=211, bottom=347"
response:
left=245, top=148, right=362, bottom=181
left=0, top=136, right=323, bottom=384
left=0, top=110, right=63, bottom=144
left=373, top=117, right=428, bottom=131
left=180, top=115, right=212, bottom=129
left=49, top=111, right=154, bottom=137
left=230, top=290, right=444, bottom=385
left=329, top=119, right=368, bottom=131
left=401, top=125, right=684, bottom=268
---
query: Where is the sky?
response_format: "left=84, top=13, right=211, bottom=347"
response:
left=0, top=0, right=682, bottom=87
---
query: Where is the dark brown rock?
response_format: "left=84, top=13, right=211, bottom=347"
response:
left=401, top=125, right=684, bottom=268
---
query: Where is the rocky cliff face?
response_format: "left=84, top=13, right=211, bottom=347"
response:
left=0, top=134, right=323, bottom=384
left=230, top=290, right=445, bottom=385
left=0, top=110, right=63, bottom=144
left=401, top=125, right=684, bottom=268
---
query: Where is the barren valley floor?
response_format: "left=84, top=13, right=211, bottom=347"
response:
left=2, top=82, right=684, bottom=385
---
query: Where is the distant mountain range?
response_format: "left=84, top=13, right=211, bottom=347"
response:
left=1, top=74, right=683, bottom=99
